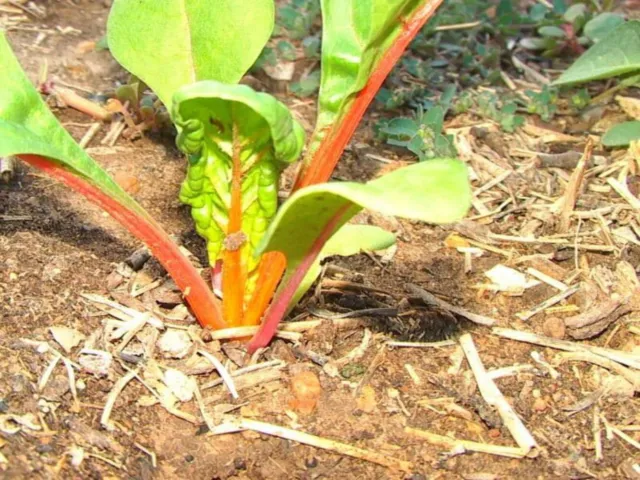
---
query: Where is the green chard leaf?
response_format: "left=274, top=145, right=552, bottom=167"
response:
left=0, top=32, right=225, bottom=330
left=308, top=0, right=429, bottom=153
left=261, top=158, right=469, bottom=261
left=0, top=32, right=147, bottom=220
left=553, top=21, right=640, bottom=86
left=173, top=81, right=305, bottom=295
left=107, top=0, right=275, bottom=108
left=249, top=158, right=470, bottom=351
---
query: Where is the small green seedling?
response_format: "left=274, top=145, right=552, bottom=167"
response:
left=377, top=86, right=457, bottom=160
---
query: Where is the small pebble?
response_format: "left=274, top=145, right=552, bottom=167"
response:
left=488, top=429, right=501, bottom=439
left=532, top=397, right=547, bottom=412
left=305, top=457, right=318, bottom=469
left=233, top=458, right=247, bottom=470
left=543, top=317, right=565, bottom=339
left=289, top=371, right=322, bottom=415
left=157, top=330, right=192, bottom=359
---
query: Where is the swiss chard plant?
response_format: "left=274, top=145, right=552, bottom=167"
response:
left=0, top=0, right=470, bottom=352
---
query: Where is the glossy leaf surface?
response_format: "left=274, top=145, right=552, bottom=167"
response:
left=292, top=0, right=443, bottom=189
left=308, top=0, right=428, bottom=154
left=0, top=33, right=145, bottom=218
left=0, top=32, right=225, bottom=330
left=107, top=0, right=274, bottom=108
left=553, top=21, right=640, bottom=86
left=249, top=158, right=471, bottom=351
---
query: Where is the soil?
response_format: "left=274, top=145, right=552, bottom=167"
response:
left=1, top=1, right=639, bottom=479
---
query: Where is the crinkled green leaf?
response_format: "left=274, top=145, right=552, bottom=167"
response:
left=602, top=121, right=640, bottom=147
left=308, top=0, right=426, bottom=153
left=553, top=21, right=640, bottom=86
left=107, top=0, right=274, bottom=108
left=173, top=81, right=305, bottom=276
left=288, top=224, right=395, bottom=311
left=0, top=32, right=147, bottom=219
left=258, top=158, right=470, bottom=269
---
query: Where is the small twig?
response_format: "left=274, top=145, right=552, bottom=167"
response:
left=38, top=354, right=61, bottom=392
left=516, top=284, right=580, bottom=321
left=386, top=340, right=456, bottom=348
left=607, top=178, right=640, bottom=210
left=526, top=267, right=568, bottom=291
left=355, top=345, right=387, bottom=397
left=206, top=326, right=301, bottom=343
left=209, top=417, right=413, bottom=472
left=434, top=20, right=481, bottom=31
left=208, top=317, right=364, bottom=341
left=593, top=406, right=603, bottom=463
left=487, top=364, right=536, bottom=380
left=405, top=427, right=528, bottom=458
left=555, top=352, right=640, bottom=391
left=87, top=452, right=125, bottom=471
left=407, top=284, right=495, bottom=326
left=78, top=122, right=101, bottom=148
left=101, top=369, right=138, bottom=431
left=459, top=334, right=538, bottom=456
left=601, top=416, right=640, bottom=450
left=115, top=313, right=150, bottom=353
left=201, top=360, right=285, bottom=391
left=192, top=379, right=216, bottom=433
left=133, top=442, right=157, bottom=469
left=492, top=327, right=640, bottom=370
left=61, top=357, right=80, bottom=412
left=197, top=350, right=239, bottom=399
left=559, top=140, right=592, bottom=232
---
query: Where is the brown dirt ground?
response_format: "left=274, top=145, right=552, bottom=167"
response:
left=1, top=1, right=639, bottom=479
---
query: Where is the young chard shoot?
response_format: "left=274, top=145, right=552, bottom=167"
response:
left=0, top=0, right=470, bottom=351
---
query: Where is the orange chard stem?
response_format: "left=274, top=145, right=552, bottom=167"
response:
left=242, top=251, right=286, bottom=326
left=222, top=123, right=247, bottom=327
left=292, top=0, right=444, bottom=190
left=19, top=154, right=226, bottom=330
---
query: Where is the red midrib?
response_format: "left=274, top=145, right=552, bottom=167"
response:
left=19, top=154, right=226, bottom=330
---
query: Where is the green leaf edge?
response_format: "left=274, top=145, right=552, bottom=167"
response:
left=258, top=158, right=471, bottom=257
left=602, top=120, right=640, bottom=147
left=553, top=21, right=640, bottom=86
left=0, top=31, right=148, bottom=219
left=172, top=80, right=306, bottom=165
